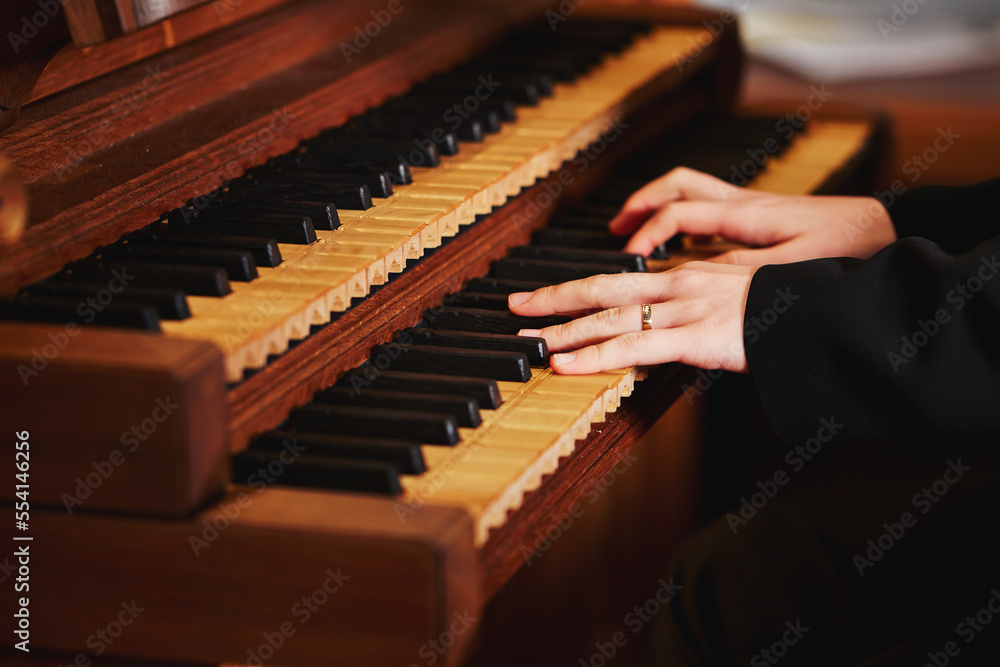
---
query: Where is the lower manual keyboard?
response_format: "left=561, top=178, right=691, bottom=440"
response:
left=234, top=113, right=876, bottom=546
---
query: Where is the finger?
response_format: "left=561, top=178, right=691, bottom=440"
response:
left=508, top=273, right=666, bottom=317
left=549, top=330, right=686, bottom=374
left=707, top=238, right=822, bottom=266
left=608, top=167, right=753, bottom=237
left=623, top=201, right=735, bottom=257
left=526, top=302, right=689, bottom=351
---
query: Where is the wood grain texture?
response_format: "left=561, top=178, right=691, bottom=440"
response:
left=478, top=362, right=696, bottom=599
left=225, top=30, right=738, bottom=450
left=26, top=0, right=298, bottom=104
left=0, top=322, right=228, bottom=515
left=18, top=489, right=480, bottom=667
left=0, top=0, right=556, bottom=296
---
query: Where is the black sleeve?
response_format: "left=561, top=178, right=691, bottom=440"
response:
left=744, top=235, right=1000, bottom=443
left=889, top=177, right=1000, bottom=254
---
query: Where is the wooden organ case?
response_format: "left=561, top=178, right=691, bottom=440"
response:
left=0, top=0, right=881, bottom=665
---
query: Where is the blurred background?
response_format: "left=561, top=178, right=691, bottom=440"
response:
left=619, top=0, right=1000, bottom=187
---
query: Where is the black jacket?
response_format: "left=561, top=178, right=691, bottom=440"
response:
left=745, top=178, right=1000, bottom=442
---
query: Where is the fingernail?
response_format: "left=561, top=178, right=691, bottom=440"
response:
left=552, top=352, right=576, bottom=365
left=508, top=292, right=531, bottom=307
left=518, top=329, right=541, bottom=338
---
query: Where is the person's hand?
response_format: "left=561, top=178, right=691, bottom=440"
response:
left=509, top=263, right=755, bottom=374
left=609, top=167, right=897, bottom=263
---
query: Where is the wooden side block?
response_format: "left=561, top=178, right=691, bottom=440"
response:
left=22, top=489, right=481, bottom=667
left=0, top=323, right=227, bottom=516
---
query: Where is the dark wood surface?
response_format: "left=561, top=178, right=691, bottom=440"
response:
left=15, top=489, right=480, bottom=667
left=64, top=0, right=215, bottom=47
left=0, top=0, right=555, bottom=295
left=0, top=322, right=228, bottom=516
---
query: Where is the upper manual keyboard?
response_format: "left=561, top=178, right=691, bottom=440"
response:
left=0, top=20, right=711, bottom=382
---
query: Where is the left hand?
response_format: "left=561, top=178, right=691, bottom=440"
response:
left=508, top=262, right=757, bottom=374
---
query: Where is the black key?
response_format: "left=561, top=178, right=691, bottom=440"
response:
left=356, top=112, right=484, bottom=144
left=462, top=277, right=549, bottom=295
left=344, top=120, right=463, bottom=154
left=424, top=307, right=570, bottom=336
left=418, top=74, right=547, bottom=105
left=169, top=206, right=318, bottom=244
left=307, top=136, right=440, bottom=168
left=371, top=343, right=531, bottom=382
left=65, top=260, right=231, bottom=297
left=205, top=198, right=339, bottom=231
left=295, top=154, right=413, bottom=186
left=313, top=386, right=480, bottom=428
left=0, top=296, right=161, bottom=331
left=546, top=213, right=616, bottom=230
left=531, top=228, right=669, bottom=260
left=179, top=219, right=315, bottom=245
left=402, top=327, right=549, bottom=365
left=24, top=281, right=190, bottom=320
left=291, top=404, right=460, bottom=446
left=263, top=160, right=394, bottom=199
left=445, top=291, right=511, bottom=310
left=395, top=96, right=516, bottom=124
left=101, top=245, right=258, bottom=282
left=452, top=56, right=583, bottom=82
left=490, top=258, right=628, bottom=283
left=509, top=246, right=647, bottom=272
left=229, top=177, right=373, bottom=211
left=126, top=232, right=283, bottom=268
left=251, top=430, right=425, bottom=475
left=570, top=204, right=624, bottom=218
left=232, top=450, right=401, bottom=495
left=344, top=370, right=503, bottom=410
left=382, top=97, right=503, bottom=133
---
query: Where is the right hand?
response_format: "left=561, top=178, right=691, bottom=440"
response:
left=609, top=167, right=898, bottom=264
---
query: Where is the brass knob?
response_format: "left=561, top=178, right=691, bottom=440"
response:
left=0, top=156, right=27, bottom=245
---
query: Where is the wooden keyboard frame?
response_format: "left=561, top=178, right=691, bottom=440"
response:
left=0, top=3, right=885, bottom=666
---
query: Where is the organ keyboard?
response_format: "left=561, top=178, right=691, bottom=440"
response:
left=0, top=1, right=881, bottom=665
